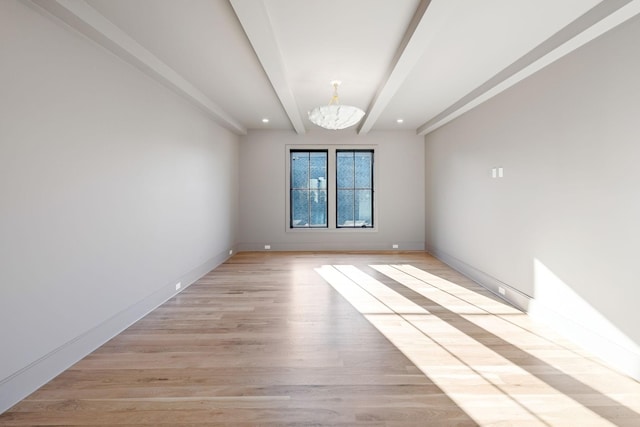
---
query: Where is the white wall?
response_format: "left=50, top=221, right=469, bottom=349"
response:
left=425, top=14, right=640, bottom=380
left=239, top=130, right=424, bottom=251
left=0, top=0, right=239, bottom=411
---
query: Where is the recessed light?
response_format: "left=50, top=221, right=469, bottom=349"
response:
left=396, top=118, right=404, bottom=124
left=262, top=118, right=269, bottom=123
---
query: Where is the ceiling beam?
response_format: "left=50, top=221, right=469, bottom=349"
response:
left=229, top=0, right=306, bottom=134
left=417, top=0, right=640, bottom=136
left=358, top=0, right=443, bottom=134
left=29, top=0, right=247, bottom=135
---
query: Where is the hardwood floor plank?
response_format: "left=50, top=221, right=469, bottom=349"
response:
left=1, top=251, right=639, bottom=426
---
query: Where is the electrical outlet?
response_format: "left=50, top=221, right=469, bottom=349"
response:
left=175, top=282, right=181, bottom=291
left=392, top=244, right=399, bottom=249
left=264, top=245, right=271, bottom=250
left=498, top=286, right=506, bottom=296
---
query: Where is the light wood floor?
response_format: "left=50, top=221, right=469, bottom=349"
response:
left=1, top=251, right=639, bottom=426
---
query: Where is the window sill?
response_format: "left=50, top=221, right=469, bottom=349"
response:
left=286, top=227, right=378, bottom=233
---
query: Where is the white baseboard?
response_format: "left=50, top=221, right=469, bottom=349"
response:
left=236, top=242, right=426, bottom=252
left=527, top=300, right=640, bottom=381
left=427, top=246, right=640, bottom=382
left=428, top=247, right=532, bottom=310
left=0, top=250, right=231, bottom=414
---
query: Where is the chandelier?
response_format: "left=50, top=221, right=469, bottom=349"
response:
left=308, top=80, right=365, bottom=130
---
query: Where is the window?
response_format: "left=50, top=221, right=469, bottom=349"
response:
left=290, top=150, right=327, bottom=228
left=336, top=150, right=374, bottom=228
left=287, top=146, right=375, bottom=230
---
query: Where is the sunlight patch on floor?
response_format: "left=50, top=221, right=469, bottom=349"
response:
left=316, top=264, right=621, bottom=426
left=375, top=263, right=640, bottom=412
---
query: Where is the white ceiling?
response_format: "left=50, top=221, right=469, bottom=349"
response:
left=32, top=0, right=640, bottom=135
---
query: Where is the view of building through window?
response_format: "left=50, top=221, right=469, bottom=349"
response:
left=289, top=148, right=374, bottom=229
left=290, top=150, right=328, bottom=228
left=337, top=150, right=373, bottom=228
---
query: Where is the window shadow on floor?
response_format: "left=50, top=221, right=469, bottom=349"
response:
left=363, top=264, right=640, bottom=426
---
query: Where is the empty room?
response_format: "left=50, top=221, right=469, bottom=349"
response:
left=1, top=0, right=639, bottom=425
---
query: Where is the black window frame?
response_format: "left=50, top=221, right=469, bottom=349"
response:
left=289, top=149, right=328, bottom=229
left=335, top=149, right=374, bottom=228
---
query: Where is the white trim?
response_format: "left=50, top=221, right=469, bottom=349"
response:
left=417, top=0, right=640, bottom=136
left=29, top=0, right=246, bottom=135
left=427, top=246, right=640, bottom=382
left=237, top=242, right=424, bottom=252
left=229, top=0, right=305, bottom=134
left=0, top=250, right=232, bottom=414
left=284, top=144, right=378, bottom=233
left=358, top=0, right=440, bottom=134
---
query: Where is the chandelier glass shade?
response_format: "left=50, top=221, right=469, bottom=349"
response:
left=308, top=81, right=365, bottom=130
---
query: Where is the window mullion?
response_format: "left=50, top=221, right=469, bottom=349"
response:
left=307, top=159, right=311, bottom=227
left=352, top=154, right=356, bottom=228
left=328, top=148, right=336, bottom=229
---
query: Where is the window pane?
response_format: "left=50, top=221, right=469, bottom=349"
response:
left=291, top=189, right=310, bottom=227
left=291, top=153, right=309, bottom=189
left=336, top=152, right=354, bottom=188
left=355, top=189, right=372, bottom=226
left=336, top=150, right=373, bottom=228
left=290, top=151, right=327, bottom=228
left=337, top=189, right=354, bottom=226
left=355, top=152, right=372, bottom=188
left=310, top=152, right=327, bottom=183
left=310, top=189, right=327, bottom=226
